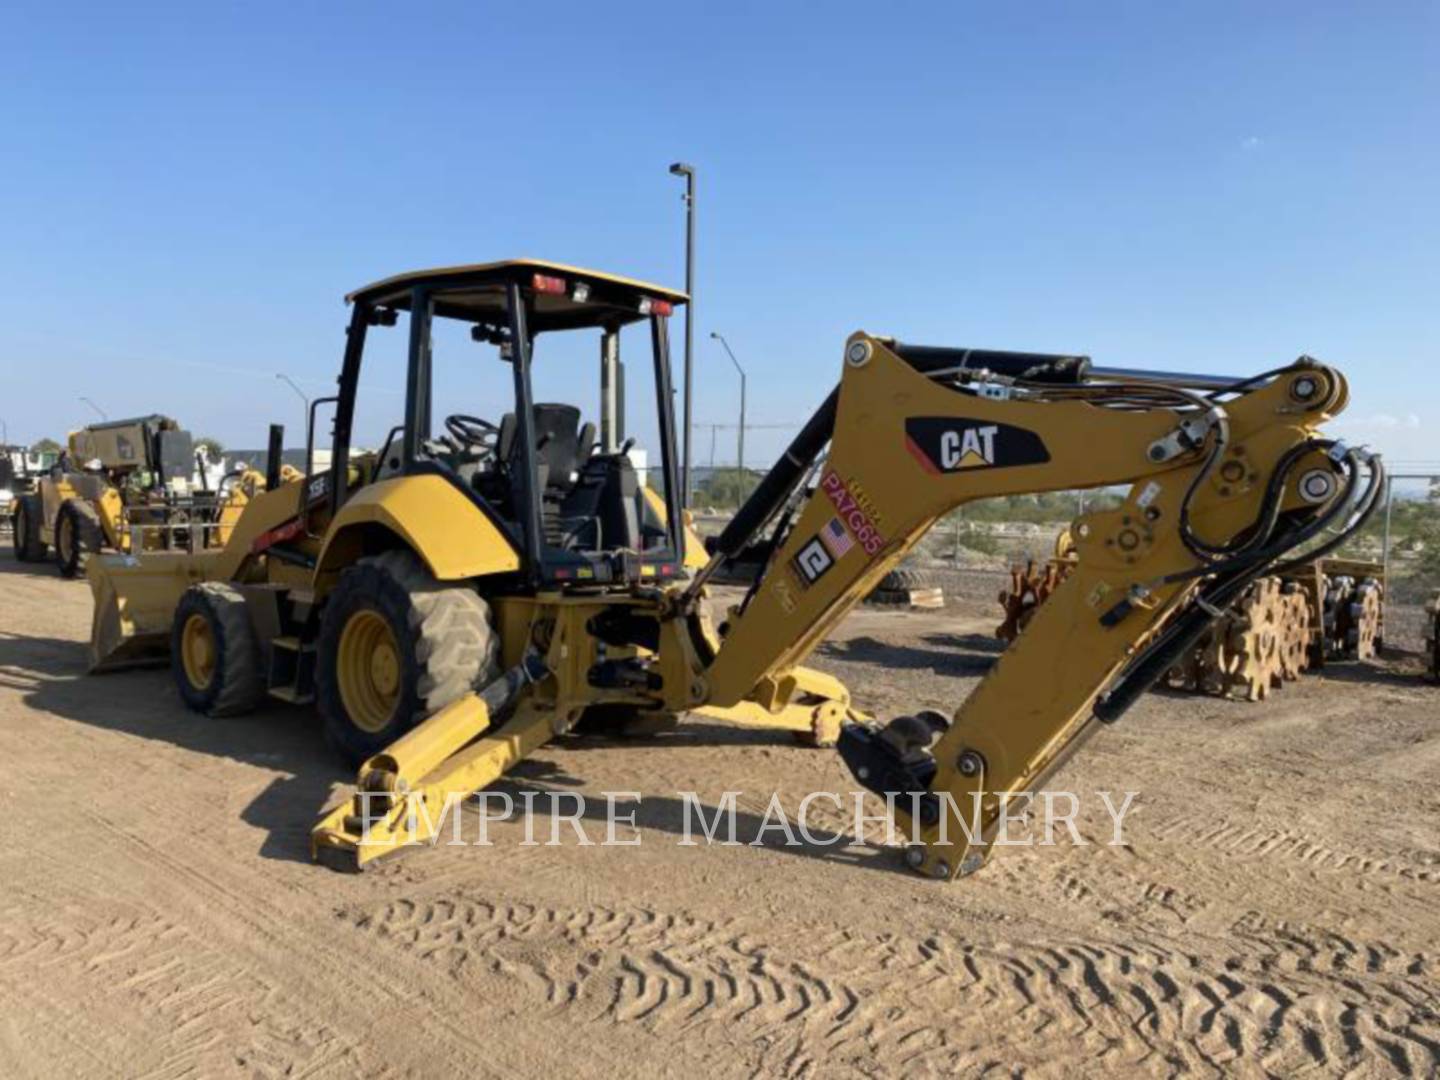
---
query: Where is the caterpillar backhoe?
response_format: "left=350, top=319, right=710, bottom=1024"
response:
left=86, top=259, right=1381, bottom=881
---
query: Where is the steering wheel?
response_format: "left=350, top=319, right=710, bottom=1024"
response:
left=444, top=413, right=500, bottom=455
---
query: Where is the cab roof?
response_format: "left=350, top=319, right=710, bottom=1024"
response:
left=346, top=259, right=687, bottom=333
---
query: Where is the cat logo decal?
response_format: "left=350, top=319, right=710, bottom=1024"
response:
left=905, top=418, right=1050, bottom=474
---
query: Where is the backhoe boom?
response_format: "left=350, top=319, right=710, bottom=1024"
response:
left=697, top=334, right=1377, bottom=880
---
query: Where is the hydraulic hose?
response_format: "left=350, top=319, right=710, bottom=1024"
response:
left=713, top=389, right=838, bottom=559
left=1269, top=450, right=1385, bottom=575
left=1094, top=563, right=1262, bottom=722
left=1098, top=446, right=1383, bottom=723
left=1152, top=443, right=1362, bottom=589
left=895, top=344, right=1091, bottom=384
left=1179, top=437, right=1330, bottom=566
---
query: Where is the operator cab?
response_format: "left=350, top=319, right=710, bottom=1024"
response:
left=322, top=260, right=688, bottom=588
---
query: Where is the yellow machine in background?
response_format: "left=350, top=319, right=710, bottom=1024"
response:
left=85, top=260, right=1382, bottom=880
left=1, top=444, right=55, bottom=543
left=12, top=415, right=251, bottom=576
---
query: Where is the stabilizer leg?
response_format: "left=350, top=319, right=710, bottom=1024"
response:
left=312, top=655, right=551, bottom=870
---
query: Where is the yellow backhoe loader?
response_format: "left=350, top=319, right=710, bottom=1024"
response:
left=13, top=415, right=249, bottom=576
left=86, top=259, right=1381, bottom=881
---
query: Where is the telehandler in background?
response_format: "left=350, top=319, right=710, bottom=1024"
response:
left=85, top=259, right=1381, bottom=881
left=12, top=414, right=244, bottom=576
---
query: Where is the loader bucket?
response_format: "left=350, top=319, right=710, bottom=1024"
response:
left=87, top=552, right=198, bottom=672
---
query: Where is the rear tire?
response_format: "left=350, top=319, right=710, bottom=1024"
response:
left=54, top=498, right=102, bottom=578
left=171, top=583, right=264, bottom=716
left=316, top=550, right=500, bottom=766
left=13, top=496, right=46, bottom=562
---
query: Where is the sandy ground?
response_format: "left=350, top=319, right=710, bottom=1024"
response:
left=1, top=552, right=1437, bottom=1078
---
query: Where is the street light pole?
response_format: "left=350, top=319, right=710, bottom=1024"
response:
left=276, top=373, right=309, bottom=433
left=276, top=373, right=308, bottom=409
left=709, top=332, right=746, bottom=498
left=79, top=397, right=107, bottom=421
left=669, top=162, right=695, bottom=509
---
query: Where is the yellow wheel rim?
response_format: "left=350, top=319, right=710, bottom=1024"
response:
left=337, top=610, right=402, bottom=734
left=180, top=613, right=216, bottom=691
left=58, top=516, right=73, bottom=563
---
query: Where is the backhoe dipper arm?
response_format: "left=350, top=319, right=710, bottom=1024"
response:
left=696, top=334, right=1375, bottom=881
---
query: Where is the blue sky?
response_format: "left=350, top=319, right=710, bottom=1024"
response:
left=1, top=2, right=1435, bottom=472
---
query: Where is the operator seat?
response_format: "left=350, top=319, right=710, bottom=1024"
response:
left=531, top=403, right=583, bottom=491
left=476, top=405, right=620, bottom=552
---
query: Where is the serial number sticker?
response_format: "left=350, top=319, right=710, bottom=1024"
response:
left=1087, top=582, right=1112, bottom=609
left=819, top=469, right=886, bottom=556
left=1137, top=481, right=1162, bottom=509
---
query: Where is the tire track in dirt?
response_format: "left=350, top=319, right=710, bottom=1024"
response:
left=348, top=897, right=862, bottom=1033
left=33, top=807, right=614, bottom=1078
left=0, top=907, right=379, bottom=1079
left=343, top=892, right=1440, bottom=1076
left=768, top=790, right=1218, bottom=932
left=1148, top=815, right=1440, bottom=887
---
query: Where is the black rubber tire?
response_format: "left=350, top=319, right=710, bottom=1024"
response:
left=54, top=498, right=102, bottom=578
left=877, top=567, right=934, bottom=592
left=170, top=583, right=264, bottom=717
left=13, top=495, right=46, bottom=562
left=1431, top=608, right=1440, bottom=684
left=316, top=550, right=500, bottom=766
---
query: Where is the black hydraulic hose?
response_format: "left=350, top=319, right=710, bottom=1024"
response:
left=1094, top=563, right=1266, bottom=722
left=894, top=343, right=1091, bottom=384
left=714, top=388, right=838, bottom=559
left=1155, top=444, right=1360, bottom=588
left=1174, top=413, right=1231, bottom=560
left=1034, top=377, right=1237, bottom=563
left=1269, top=452, right=1385, bottom=576
left=1203, top=365, right=1292, bottom=401
left=1216, top=448, right=1363, bottom=571
left=1098, top=453, right=1381, bottom=724
left=734, top=455, right=825, bottom=612
left=1183, top=438, right=1331, bottom=565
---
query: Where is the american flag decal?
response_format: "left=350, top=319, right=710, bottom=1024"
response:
left=819, top=516, right=854, bottom=558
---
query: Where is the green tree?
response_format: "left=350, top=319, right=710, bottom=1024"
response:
left=195, top=437, right=225, bottom=465
left=31, top=437, right=61, bottom=455
left=1410, top=485, right=1440, bottom=579
left=695, top=470, right=757, bottom=509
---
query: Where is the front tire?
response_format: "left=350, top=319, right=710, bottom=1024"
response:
left=171, top=583, right=263, bottom=716
left=13, top=496, right=46, bottom=562
left=316, top=550, right=500, bottom=766
left=54, top=498, right=102, bottom=578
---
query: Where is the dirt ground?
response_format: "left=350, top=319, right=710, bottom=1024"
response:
left=1, top=552, right=1437, bottom=1078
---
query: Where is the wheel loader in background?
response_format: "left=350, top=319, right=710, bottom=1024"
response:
left=11, top=415, right=243, bottom=576
left=85, top=259, right=1382, bottom=881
